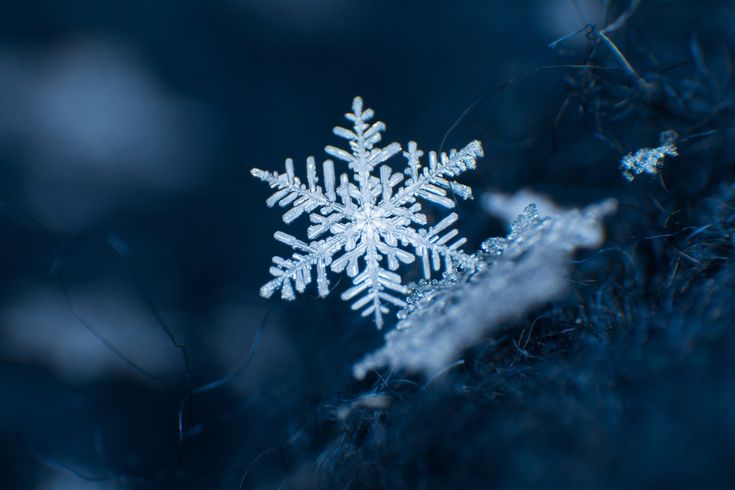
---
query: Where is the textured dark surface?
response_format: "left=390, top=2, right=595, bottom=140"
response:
left=0, top=1, right=734, bottom=489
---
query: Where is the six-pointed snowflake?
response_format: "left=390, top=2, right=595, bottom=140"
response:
left=251, top=97, right=483, bottom=328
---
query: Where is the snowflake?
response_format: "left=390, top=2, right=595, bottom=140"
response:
left=251, top=97, right=483, bottom=328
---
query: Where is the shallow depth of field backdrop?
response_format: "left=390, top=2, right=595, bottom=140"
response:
left=1, top=1, right=735, bottom=489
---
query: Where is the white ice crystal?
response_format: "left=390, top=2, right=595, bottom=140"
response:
left=251, top=97, right=483, bottom=328
left=353, top=195, right=617, bottom=378
left=620, top=130, right=678, bottom=181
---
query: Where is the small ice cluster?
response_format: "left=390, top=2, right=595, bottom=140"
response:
left=620, top=130, right=678, bottom=181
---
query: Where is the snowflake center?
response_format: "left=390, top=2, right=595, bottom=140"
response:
left=354, top=205, right=386, bottom=233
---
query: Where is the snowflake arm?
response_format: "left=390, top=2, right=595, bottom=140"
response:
left=392, top=213, right=481, bottom=278
left=258, top=230, right=349, bottom=300
left=390, top=140, right=483, bottom=209
left=251, top=96, right=483, bottom=328
left=250, top=157, right=348, bottom=225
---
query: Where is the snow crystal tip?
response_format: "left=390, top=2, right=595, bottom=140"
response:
left=469, top=139, right=484, bottom=157
left=250, top=167, right=267, bottom=179
left=259, top=282, right=276, bottom=299
left=352, top=96, right=363, bottom=111
left=251, top=97, right=483, bottom=327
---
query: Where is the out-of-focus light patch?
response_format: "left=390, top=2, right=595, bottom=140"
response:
left=202, top=300, right=298, bottom=397
left=0, top=41, right=214, bottom=232
left=228, top=0, right=372, bottom=34
left=483, top=189, right=563, bottom=226
left=36, top=473, right=124, bottom=490
left=0, top=282, right=183, bottom=383
left=538, top=0, right=606, bottom=43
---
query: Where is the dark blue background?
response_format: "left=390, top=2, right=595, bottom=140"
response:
left=1, top=1, right=734, bottom=489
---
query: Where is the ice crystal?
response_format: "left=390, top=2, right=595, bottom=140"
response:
left=353, top=194, right=617, bottom=378
left=620, top=130, right=678, bottom=181
left=251, top=97, right=483, bottom=328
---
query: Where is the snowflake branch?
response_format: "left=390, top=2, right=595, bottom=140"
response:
left=251, top=157, right=350, bottom=224
left=390, top=140, right=483, bottom=209
left=395, top=213, right=480, bottom=278
left=260, top=230, right=351, bottom=300
left=339, top=239, right=409, bottom=329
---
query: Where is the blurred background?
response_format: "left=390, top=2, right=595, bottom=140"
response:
left=1, top=1, right=734, bottom=489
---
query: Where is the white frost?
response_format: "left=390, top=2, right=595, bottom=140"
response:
left=353, top=196, right=617, bottom=378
